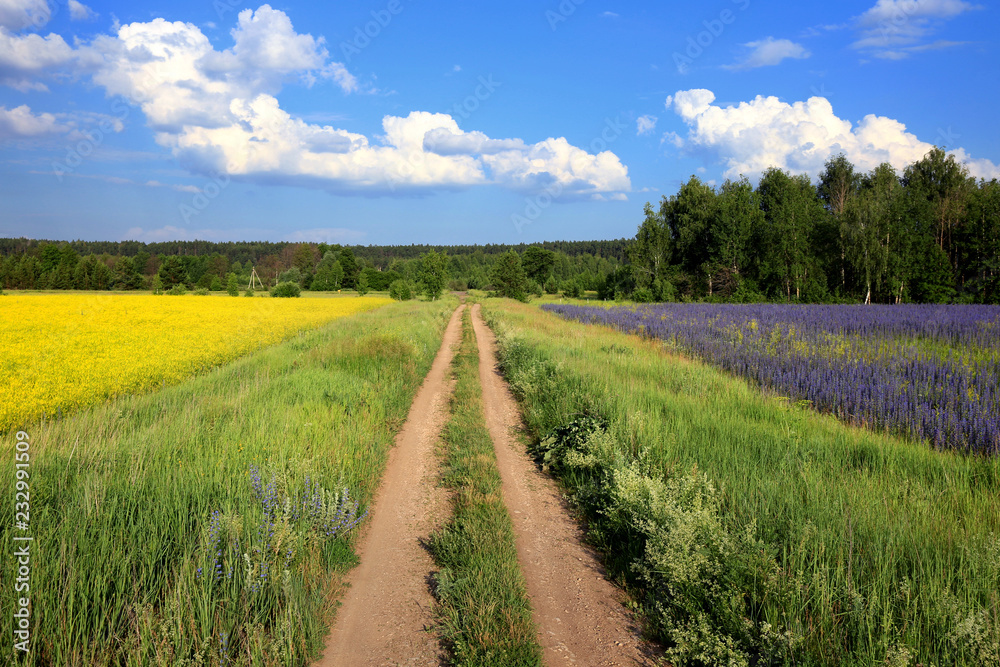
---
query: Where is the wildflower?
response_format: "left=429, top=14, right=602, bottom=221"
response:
left=0, top=294, right=391, bottom=429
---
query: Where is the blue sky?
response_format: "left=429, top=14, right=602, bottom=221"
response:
left=1, top=0, right=997, bottom=245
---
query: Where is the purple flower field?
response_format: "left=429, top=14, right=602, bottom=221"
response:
left=542, top=303, right=1000, bottom=455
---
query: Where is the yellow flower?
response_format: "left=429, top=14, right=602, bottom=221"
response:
left=0, top=293, right=391, bottom=429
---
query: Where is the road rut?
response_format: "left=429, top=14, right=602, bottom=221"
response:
left=470, top=303, right=660, bottom=666
left=317, top=305, right=464, bottom=667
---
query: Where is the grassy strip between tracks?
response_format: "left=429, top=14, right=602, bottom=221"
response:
left=429, top=308, right=542, bottom=666
left=1, top=297, right=456, bottom=666
left=481, top=298, right=1000, bottom=667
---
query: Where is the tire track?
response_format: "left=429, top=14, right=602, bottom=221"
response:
left=470, top=303, right=661, bottom=667
left=317, top=305, right=464, bottom=667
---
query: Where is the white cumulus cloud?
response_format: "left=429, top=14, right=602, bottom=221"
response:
left=82, top=7, right=628, bottom=197
left=724, top=37, right=810, bottom=70
left=0, top=4, right=630, bottom=199
left=0, top=27, right=75, bottom=90
left=88, top=6, right=355, bottom=133
left=0, top=103, right=68, bottom=140
left=665, top=88, right=1000, bottom=181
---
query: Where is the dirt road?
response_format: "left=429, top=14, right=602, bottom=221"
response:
left=470, top=303, right=660, bottom=666
left=318, top=302, right=658, bottom=666
left=317, top=305, right=464, bottom=667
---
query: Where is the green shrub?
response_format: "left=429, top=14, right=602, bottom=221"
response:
left=270, top=281, right=301, bottom=298
left=631, top=287, right=655, bottom=303
left=730, top=279, right=766, bottom=304
left=526, top=416, right=802, bottom=667
left=225, top=273, right=240, bottom=296
left=209, top=276, right=223, bottom=291
left=166, top=284, right=187, bottom=296
left=356, top=271, right=370, bottom=297
left=194, top=287, right=210, bottom=296
left=389, top=279, right=412, bottom=301
left=244, top=288, right=254, bottom=297
left=652, top=279, right=677, bottom=302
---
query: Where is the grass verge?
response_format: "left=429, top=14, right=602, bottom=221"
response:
left=429, top=308, right=542, bottom=666
left=481, top=299, right=1000, bottom=667
left=0, top=297, right=456, bottom=666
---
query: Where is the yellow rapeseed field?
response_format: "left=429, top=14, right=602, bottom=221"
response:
left=0, top=293, right=392, bottom=430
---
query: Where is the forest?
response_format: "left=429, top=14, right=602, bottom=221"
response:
left=2, top=147, right=997, bottom=304
left=0, top=236, right=626, bottom=296
left=619, top=147, right=1000, bottom=304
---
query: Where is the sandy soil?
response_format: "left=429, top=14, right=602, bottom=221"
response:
left=316, top=305, right=464, bottom=667
left=316, top=302, right=661, bottom=666
left=470, top=303, right=662, bottom=667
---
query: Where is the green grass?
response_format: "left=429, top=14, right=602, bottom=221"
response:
left=0, top=297, right=456, bottom=666
left=481, top=299, right=1000, bottom=667
left=429, top=308, right=542, bottom=666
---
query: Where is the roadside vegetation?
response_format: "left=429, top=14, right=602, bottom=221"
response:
left=482, top=299, right=1000, bottom=666
left=0, top=297, right=455, bottom=665
left=430, top=308, right=541, bottom=666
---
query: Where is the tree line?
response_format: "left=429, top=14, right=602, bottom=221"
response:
left=4, top=146, right=995, bottom=304
left=620, top=147, right=1000, bottom=304
left=0, top=238, right=624, bottom=296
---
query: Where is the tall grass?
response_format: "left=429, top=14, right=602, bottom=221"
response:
left=429, top=308, right=541, bottom=666
left=481, top=300, right=1000, bottom=666
left=0, top=297, right=456, bottom=666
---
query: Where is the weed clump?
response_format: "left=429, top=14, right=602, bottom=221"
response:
left=271, top=282, right=301, bottom=298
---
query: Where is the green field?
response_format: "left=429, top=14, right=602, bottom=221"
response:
left=5, top=293, right=999, bottom=666
left=1, top=297, right=456, bottom=665
left=481, top=299, right=1000, bottom=666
